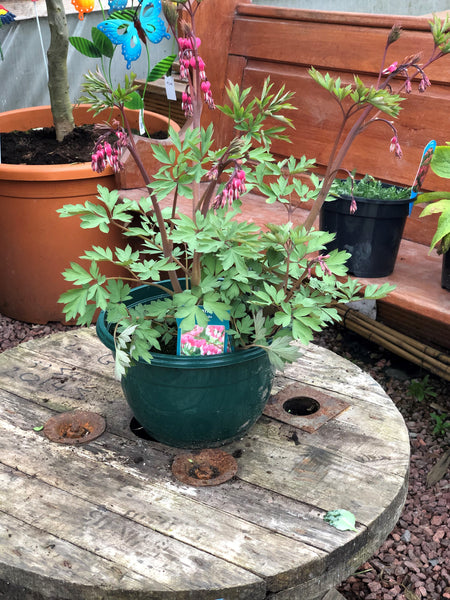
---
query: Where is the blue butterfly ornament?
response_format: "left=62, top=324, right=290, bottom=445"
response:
left=98, top=0, right=170, bottom=69
left=108, top=0, right=128, bottom=13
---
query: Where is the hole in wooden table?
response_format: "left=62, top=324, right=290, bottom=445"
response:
left=283, top=396, right=321, bottom=416
left=130, top=417, right=157, bottom=441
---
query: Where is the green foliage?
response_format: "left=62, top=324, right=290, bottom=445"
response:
left=330, top=175, right=410, bottom=201
left=429, top=13, right=450, bottom=54
left=70, top=27, right=115, bottom=59
left=69, top=36, right=103, bottom=59
left=59, top=183, right=392, bottom=373
left=308, top=67, right=405, bottom=119
left=59, top=79, right=393, bottom=376
left=146, top=54, right=177, bottom=82
left=218, top=78, right=296, bottom=147
left=416, top=144, right=450, bottom=253
left=323, top=509, right=357, bottom=532
left=308, top=68, right=354, bottom=102
left=408, top=375, right=437, bottom=402
left=430, top=411, right=450, bottom=436
left=79, top=69, right=141, bottom=116
left=70, top=16, right=173, bottom=120
left=350, top=76, right=404, bottom=118
left=431, top=144, right=450, bottom=178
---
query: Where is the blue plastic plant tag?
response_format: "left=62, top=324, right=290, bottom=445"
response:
left=409, top=140, right=436, bottom=214
left=176, top=308, right=230, bottom=356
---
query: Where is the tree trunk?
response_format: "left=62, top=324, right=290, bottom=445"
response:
left=45, top=0, right=74, bottom=141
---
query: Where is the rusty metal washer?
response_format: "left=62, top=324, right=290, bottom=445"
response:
left=44, top=410, right=106, bottom=445
left=172, top=449, right=238, bottom=487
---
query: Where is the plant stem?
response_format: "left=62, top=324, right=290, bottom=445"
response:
left=304, top=104, right=371, bottom=231
left=123, top=114, right=182, bottom=294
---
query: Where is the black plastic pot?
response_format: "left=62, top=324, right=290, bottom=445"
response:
left=319, top=190, right=411, bottom=278
left=442, top=251, right=450, bottom=290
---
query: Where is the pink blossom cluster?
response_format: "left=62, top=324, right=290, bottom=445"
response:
left=383, top=61, right=431, bottom=95
left=205, top=165, right=219, bottom=181
left=91, top=129, right=128, bottom=174
left=389, top=135, right=403, bottom=159
left=180, top=324, right=226, bottom=356
left=418, top=73, right=431, bottom=93
left=213, top=168, right=246, bottom=209
left=178, top=35, right=214, bottom=115
left=307, top=255, right=332, bottom=278
left=205, top=325, right=226, bottom=343
left=181, top=90, right=193, bottom=117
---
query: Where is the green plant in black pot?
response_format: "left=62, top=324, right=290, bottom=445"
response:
left=320, top=175, right=412, bottom=278
left=331, top=175, right=411, bottom=204
left=415, top=143, right=450, bottom=290
left=306, top=15, right=450, bottom=278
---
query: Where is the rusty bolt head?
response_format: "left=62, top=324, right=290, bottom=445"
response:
left=44, top=411, right=106, bottom=444
left=172, top=449, right=238, bottom=487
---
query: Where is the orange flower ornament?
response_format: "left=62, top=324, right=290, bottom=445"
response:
left=72, top=0, right=94, bottom=20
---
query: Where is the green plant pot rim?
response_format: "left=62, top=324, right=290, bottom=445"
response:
left=96, top=284, right=268, bottom=370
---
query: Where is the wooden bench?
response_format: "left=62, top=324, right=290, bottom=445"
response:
left=0, top=328, right=410, bottom=599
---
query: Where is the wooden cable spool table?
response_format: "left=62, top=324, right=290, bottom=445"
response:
left=0, top=328, right=410, bottom=600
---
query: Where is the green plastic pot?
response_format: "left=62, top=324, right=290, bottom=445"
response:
left=96, top=283, right=275, bottom=448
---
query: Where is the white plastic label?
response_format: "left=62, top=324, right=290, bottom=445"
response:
left=164, top=75, right=177, bottom=101
left=139, top=108, right=145, bottom=135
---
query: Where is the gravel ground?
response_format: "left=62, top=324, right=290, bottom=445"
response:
left=0, top=312, right=449, bottom=600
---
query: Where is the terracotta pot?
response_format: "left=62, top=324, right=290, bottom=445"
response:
left=114, top=112, right=181, bottom=190
left=0, top=104, right=170, bottom=324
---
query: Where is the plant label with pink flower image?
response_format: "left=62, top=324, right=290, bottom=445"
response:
left=176, top=309, right=230, bottom=357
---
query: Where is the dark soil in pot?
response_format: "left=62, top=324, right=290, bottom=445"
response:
left=1, top=126, right=98, bottom=164
left=1, top=125, right=168, bottom=165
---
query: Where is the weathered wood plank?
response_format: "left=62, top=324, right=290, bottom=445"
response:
left=0, top=331, right=409, bottom=523
left=253, top=416, right=410, bottom=479
left=0, top=327, right=115, bottom=379
left=1, top=329, right=390, bottom=408
left=0, top=385, right=371, bottom=563
left=228, top=432, right=407, bottom=525
left=0, top=512, right=150, bottom=599
left=267, top=581, right=347, bottom=599
left=0, top=464, right=266, bottom=599
left=229, top=16, right=447, bottom=81
left=321, top=590, right=346, bottom=600
left=0, top=339, right=134, bottom=438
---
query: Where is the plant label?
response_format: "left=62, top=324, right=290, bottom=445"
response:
left=176, top=308, right=230, bottom=356
left=165, top=76, right=177, bottom=101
